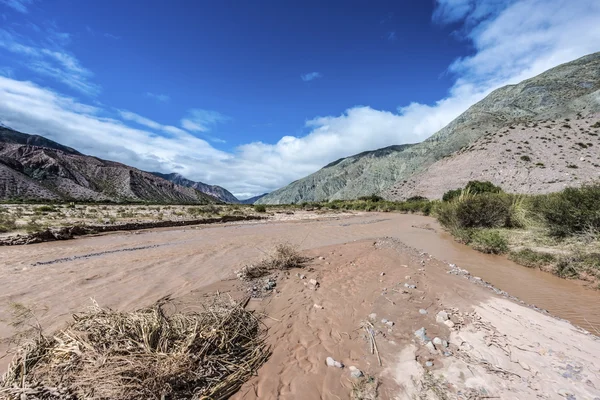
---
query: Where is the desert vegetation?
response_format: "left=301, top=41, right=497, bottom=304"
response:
left=0, top=203, right=259, bottom=236
left=436, top=181, right=600, bottom=285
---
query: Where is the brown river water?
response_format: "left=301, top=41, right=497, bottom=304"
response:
left=0, top=212, right=598, bottom=362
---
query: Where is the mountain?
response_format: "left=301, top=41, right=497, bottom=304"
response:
left=385, top=115, right=600, bottom=199
left=257, top=145, right=415, bottom=204
left=239, top=193, right=268, bottom=204
left=0, top=127, right=219, bottom=204
left=258, top=52, right=600, bottom=204
left=151, top=172, right=239, bottom=203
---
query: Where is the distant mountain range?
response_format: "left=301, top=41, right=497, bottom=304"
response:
left=0, top=127, right=235, bottom=204
left=257, top=52, right=600, bottom=204
left=239, top=193, right=268, bottom=204
left=151, top=172, right=239, bottom=203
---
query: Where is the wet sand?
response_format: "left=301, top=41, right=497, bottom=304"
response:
left=1, top=212, right=599, bottom=383
left=233, top=239, right=600, bottom=399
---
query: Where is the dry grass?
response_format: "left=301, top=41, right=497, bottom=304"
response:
left=237, top=243, right=307, bottom=281
left=0, top=297, right=269, bottom=400
left=351, top=376, right=379, bottom=400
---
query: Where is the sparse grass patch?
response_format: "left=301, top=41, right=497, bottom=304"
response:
left=509, top=248, right=556, bottom=268
left=0, top=212, right=17, bottom=233
left=34, top=205, right=57, bottom=213
left=351, top=376, right=379, bottom=400
left=237, top=243, right=307, bottom=280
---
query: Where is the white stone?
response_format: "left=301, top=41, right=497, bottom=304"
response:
left=444, top=319, right=455, bottom=328
left=436, top=311, right=449, bottom=323
left=433, top=337, right=443, bottom=346
left=425, top=341, right=437, bottom=354
left=349, top=366, right=363, bottom=378
left=326, top=356, right=344, bottom=368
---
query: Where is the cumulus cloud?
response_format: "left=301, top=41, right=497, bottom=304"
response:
left=301, top=72, right=322, bottom=82
left=1, top=0, right=600, bottom=198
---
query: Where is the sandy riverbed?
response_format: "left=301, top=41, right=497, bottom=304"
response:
left=1, top=213, right=599, bottom=398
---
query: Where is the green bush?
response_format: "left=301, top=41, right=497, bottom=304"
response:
left=34, top=205, right=57, bottom=213
left=470, top=230, right=508, bottom=254
left=0, top=213, right=17, bottom=233
left=520, top=155, right=531, bottom=162
left=509, top=248, right=555, bottom=268
left=442, top=188, right=462, bottom=202
left=254, top=204, right=267, bottom=213
left=535, top=184, right=600, bottom=237
left=406, top=196, right=428, bottom=202
left=437, top=194, right=513, bottom=229
left=357, top=195, right=384, bottom=202
left=442, top=181, right=501, bottom=202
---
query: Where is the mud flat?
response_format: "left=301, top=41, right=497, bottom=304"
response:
left=1, top=213, right=599, bottom=398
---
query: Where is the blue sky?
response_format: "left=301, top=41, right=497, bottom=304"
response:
left=0, top=0, right=599, bottom=198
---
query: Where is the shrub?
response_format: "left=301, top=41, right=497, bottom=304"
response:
left=509, top=248, right=555, bottom=268
left=591, top=121, right=600, bottom=128
left=0, top=213, right=17, bottom=233
left=535, top=184, right=600, bottom=237
left=442, top=181, right=501, bottom=202
left=406, top=196, right=428, bottom=202
left=237, top=243, right=306, bottom=280
left=34, top=205, right=57, bottom=213
left=520, top=155, right=531, bottom=162
left=358, top=195, right=384, bottom=202
left=465, top=180, right=502, bottom=195
left=442, top=188, right=463, bottom=202
left=254, top=204, right=267, bottom=213
left=437, top=193, right=513, bottom=229
left=470, top=230, right=509, bottom=254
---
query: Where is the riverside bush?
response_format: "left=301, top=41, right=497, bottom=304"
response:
left=442, top=180, right=502, bottom=202
left=534, top=184, right=600, bottom=237
left=437, top=193, right=513, bottom=229
left=470, top=230, right=509, bottom=254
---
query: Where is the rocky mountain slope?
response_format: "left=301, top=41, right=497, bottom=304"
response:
left=257, top=145, right=415, bottom=204
left=258, top=52, right=600, bottom=204
left=385, top=114, right=600, bottom=200
left=151, top=172, right=239, bottom=203
left=0, top=127, right=219, bottom=204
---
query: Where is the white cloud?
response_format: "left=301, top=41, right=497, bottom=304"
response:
left=301, top=72, right=322, bottom=82
left=118, top=110, right=187, bottom=136
left=145, top=92, right=170, bottom=102
left=0, top=0, right=33, bottom=13
left=0, top=0, right=599, bottom=198
left=0, top=28, right=99, bottom=95
left=180, top=109, right=229, bottom=132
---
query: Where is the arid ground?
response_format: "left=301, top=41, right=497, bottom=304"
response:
left=1, top=212, right=599, bottom=399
